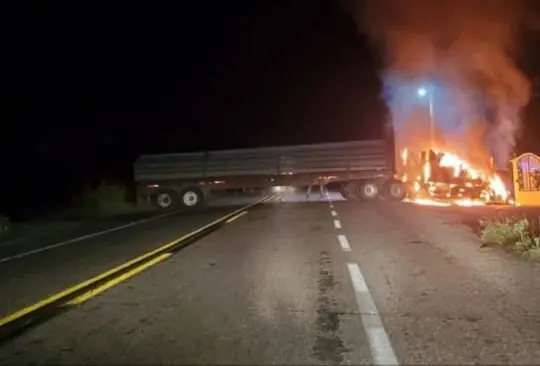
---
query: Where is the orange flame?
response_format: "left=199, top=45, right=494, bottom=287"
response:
left=401, top=148, right=408, bottom=166
left=400, top=148, right=510, bottom=207
left=423, top=161, right=430, bottom=183
left=489, top=175, right=508, bottom=201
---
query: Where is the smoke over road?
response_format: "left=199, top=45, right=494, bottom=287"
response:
left=345, top=0, right=533, bottom=167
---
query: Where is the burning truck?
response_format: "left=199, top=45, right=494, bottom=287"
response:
left=398, top=147, right=512, bottom=206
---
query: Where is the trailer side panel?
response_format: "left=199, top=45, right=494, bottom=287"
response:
left=134, top=140, right=390, bottom=182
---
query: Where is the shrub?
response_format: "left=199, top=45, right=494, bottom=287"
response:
left=480, top=217, right=527, bottom=247
left=0, top=214, right=10, bottom=240
left=67, top=182, right=137, bottom=219
left=52, top=182, right=153, bottom=221
left=480, top=216, right=540, bottom=260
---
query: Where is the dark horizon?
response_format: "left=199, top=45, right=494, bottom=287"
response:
left=2, top=0, right=540, bottom=219
left=1, top=1, right=388, bottom=218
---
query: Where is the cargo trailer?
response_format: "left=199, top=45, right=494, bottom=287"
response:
left=133, top=139, right=406, bottom=209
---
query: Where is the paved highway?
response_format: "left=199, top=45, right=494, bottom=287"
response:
left=0, top=196, right=257, bottom=317
left=1, top=190, right=540, bottom=365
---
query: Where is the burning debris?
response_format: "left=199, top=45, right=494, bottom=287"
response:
left=344, top=0, right=533, bottom=168
left=341, top=0, right=539, bottom=206
left=399, top=147, right=511, bottom=206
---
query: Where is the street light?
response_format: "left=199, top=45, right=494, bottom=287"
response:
left=417, top=86, right=434, bottom=148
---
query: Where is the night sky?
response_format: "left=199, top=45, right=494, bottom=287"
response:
left=2, top=1, right=539, bottom=218
left=1, top=0, right=384, bottom=218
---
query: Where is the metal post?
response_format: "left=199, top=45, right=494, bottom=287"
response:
left=429, top=86, right=434, bottom=148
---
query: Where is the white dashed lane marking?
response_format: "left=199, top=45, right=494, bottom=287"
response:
left=337, top=234, right=351, bottom=251
left=330, top=206, right=348, bottom=251
left=328, top=202, right=396, bottom=363
left=347, top=263, right=399, bottom=365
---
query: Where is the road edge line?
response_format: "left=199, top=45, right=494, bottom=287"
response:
left=66, top=253, right=172, bottom=306
left=0, top=195, right=271, bottom=335
left=0, top=209, right=182, bottom=263
left=225, top=211, right=248, bottom=223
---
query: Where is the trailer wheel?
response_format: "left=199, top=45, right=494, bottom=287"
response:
left=339, top=185, right=350, bottom=200
left=358, top=180, right=380, bottom=201
left=382, top=179, right=406, bottom=201
left=180, top=186, right=204, bottom=209
left=340, top=183, right=358, bottom=201
left=153, top=190, right=179, bottom=210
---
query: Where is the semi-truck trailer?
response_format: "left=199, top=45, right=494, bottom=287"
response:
left=133, top=138, right=406, bottom=210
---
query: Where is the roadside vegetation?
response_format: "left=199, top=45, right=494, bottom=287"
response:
left=0, top=182, right=155, bottom=247
left=58, top=182, right=152, bottom=220
left=480, top=216, right=540, bottom=261
left=0, top=214, right=10, bottom=242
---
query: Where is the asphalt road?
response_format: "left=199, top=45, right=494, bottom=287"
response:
left=0, top=195, right=257, bottom=317
left=2, top=190, right=540, bottom=365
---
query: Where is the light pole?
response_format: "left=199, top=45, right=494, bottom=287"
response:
left=417, top=86, right=434, bottom=148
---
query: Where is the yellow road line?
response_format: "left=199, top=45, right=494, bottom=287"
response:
left=0, top=195, right=270, bottom=328
left=0, top=238, right=179, bottom=327
left=67, top=253, right=171, bottom=306
left=225, top=211, right=248, bottom=223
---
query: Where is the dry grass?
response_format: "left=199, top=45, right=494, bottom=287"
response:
left=480, top=216, right=540, bottom=261
left=57, top=182, right=152, bottom=220
left=0, top=182, right=154, bottom=247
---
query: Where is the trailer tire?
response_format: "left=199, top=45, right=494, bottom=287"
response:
left=339, top=185, right=350, bottom=200
left=152, top=190, right=179, bottom=210
left=179, top=186, right=204, bottom=209
left=340, top=183, right=358, bottom=201
left=357, top=180, right=381, bottom=201
left=382, top=179, right=406, bottom=201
